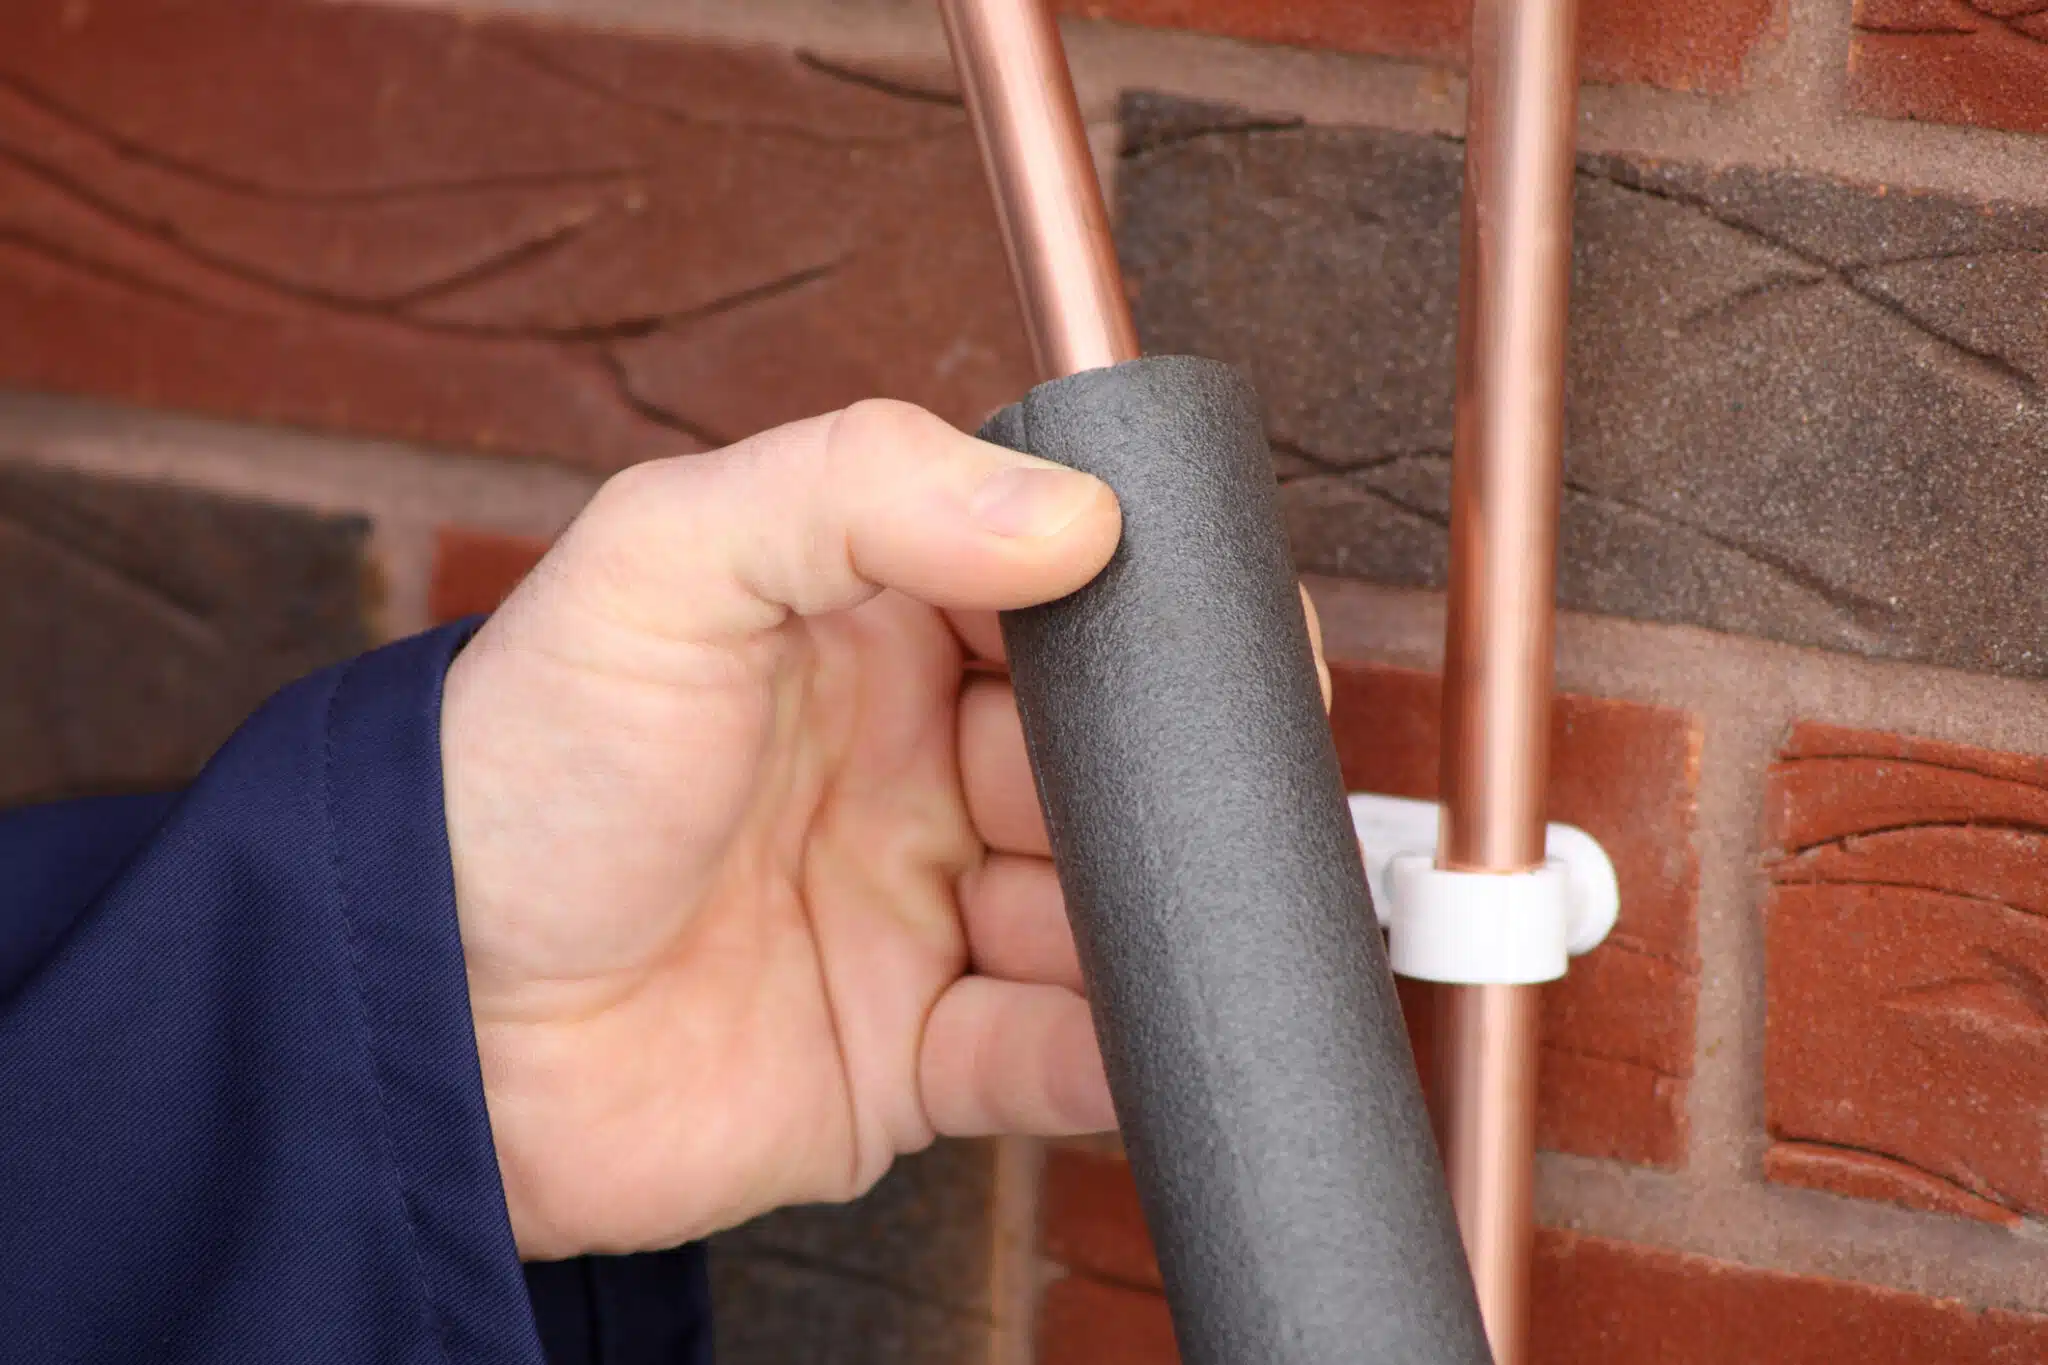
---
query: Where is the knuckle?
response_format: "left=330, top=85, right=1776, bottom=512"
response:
left=560, top=455, right=713, bottom=586
left=583, top=455, right=672, bottom=529
left=826, top=398, right=944, bottom=467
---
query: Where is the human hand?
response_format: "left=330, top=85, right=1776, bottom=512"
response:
left=439, top=400, right=1331, bottom=1260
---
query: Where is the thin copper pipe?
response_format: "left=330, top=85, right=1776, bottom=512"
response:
left=936, top=0, right=1139, bottom=379
left=1437, top=0, right=1581, bottom=1358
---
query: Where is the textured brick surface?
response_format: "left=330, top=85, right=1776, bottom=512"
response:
left=1531, top=1230, right=2048, bottom=1363
left=712, top=1142, right=1001, bottom=1365
left=1331, top=661, right=1700, bottom=1166
left=0, top=0, right=1030, bottom=470
left=1036, top=1273, right=1178, bottom=1365
left=1041, top=1146, right=1163, bottom=1291
left=0, top=461, right=369, bottom=805
left=1763, top=1142, right=2021, bottom=1227
left=1059, top=0, right=1781, bottom=93
left=712, top=1255, right=990, bottom=1365
left=1119, top=94, right=2048, bottom=681
left=1848, top=0, right=2048, bottom=135
left=430, top=527, right=548, bottom=623
left=1766, top=723, right=2048, bottom=1224
left=1038, top=1173, right=2048, bottom=1362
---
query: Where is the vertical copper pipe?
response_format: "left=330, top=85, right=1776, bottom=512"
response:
left=1437, top=0, right=1580, bottom=1359
left=937, top=0, right=1139, bottom=379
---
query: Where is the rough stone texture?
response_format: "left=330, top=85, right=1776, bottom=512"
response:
left=430, top=527, right=548, bottom=623
left=1036, top=1273, right=1180, bottom=1365
left=1765, top=723, right=2048, bottom=1226
left=1041, top=1146, right=1162, bottom=1291
left=1331, top=660, right=1701, bottom=1166
left=1849, top=0, right=2048, bottom=136
left=712, top=1257, right=991, bottom=1365
left=1530, top=1230, right=2048, bottom=1363
left=713, top=1141, right=1001, bottom=1365
left=0, top=461, right=369, bottom=805
left=1037, top=1173, right=2048, bottom=1363
left=1058, top=0, right=1782, bottom=93
left=1764, top=1143, right=2022, bottom=1228
left=0, top=0, right=1032, bottom=471
left=1118, top=93, right=2048, bottom=681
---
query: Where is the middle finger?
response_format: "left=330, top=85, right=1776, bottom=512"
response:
left=958, top=675, right=1048, bottom=857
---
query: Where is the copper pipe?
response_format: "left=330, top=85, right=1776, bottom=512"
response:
left=1435, top=985, right=1543, bottom=1362
left=1436, top=0, right=1581, bottom=1358
left=937, top=0, right=1139, bottom=379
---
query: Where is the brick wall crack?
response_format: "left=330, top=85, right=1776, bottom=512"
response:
left=1597, top=934, right=1698, bottom=978
left=0, top=127, right=851, bottom=350
left=1542, top=1038, right=1691, bottom=1083
left=794, top=52, right=966, bottom=110
left=1884, top=944, right=2048, bottom=1034
left=1768, top=1134, right=2023, bottom=1215
left=592, top=346, right=729, bottom=448
left=1119, top=116, right=1310, bottom=162
left=1678, top=271, right=1832, bottom=329
left=1773, top=873, right=2048, bottom=919
left=1559, top=477, right=1897, bottom=625
left=0, top=223, right=246, bottom=319
left=1319, top=477, right=1452, bottom=530
left=1269, top=438, right=1448, bottom=476
left=1772, top=750, right=2048, bottom=794
left=0, top=509, right=224, bottom=649
left=483, top=35, right=961, bottom=150
left=0, top=136, right=620, bottom=322
left=0, top=68, right=648, bottom=203
left=1781, top=816, right=2048, bottom=858
left=1578, top=163, right=2042, bottom=403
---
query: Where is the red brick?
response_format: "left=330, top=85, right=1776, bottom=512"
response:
left=1531, top=1230, right=2048, bottom=1364
left=1763, top=1142, right=2021, bottom=1227
left=429, top=528, right=549, bottom=624
left=1036, top=1274, right=1177, bottom=1365
left=1330, top=662, right=1701, bottom=1167
left=1771, top=722, right=2048, bottom=848
left=1533, top=1047, right=1688, bottom=1170
left=1036, top=1169, right=2048, bottom=1362
left=1042, top=1147, right=1163, bottom=1291
left=1847, top=0, right=2048, bottom=135
left=1058, top=0, right=1782, bottom=93
left=0, top=0, right=1030, bottom=470
left=1765, top=722, right=2048, bottom=1222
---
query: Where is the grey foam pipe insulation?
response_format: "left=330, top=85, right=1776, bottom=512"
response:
left=981, top=355, right=1492, bottom=1365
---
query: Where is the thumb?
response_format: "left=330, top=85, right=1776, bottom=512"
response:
left=525, top=399, right=1121, bottom=642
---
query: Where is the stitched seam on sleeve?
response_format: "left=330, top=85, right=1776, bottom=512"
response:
left=320, top=659, right=457, bottom=1365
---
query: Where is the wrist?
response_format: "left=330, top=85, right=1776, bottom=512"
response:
left=473, top=1018, right=570, bottom=1260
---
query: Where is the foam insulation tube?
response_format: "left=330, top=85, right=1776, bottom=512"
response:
left=980, top=360, right=1493, bottom=1363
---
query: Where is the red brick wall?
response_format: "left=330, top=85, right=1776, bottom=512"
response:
left=1068, top=0, right=2048, bottom=136
left=8, top=0, right=2048, bottom=1361
left=429, top=527, right=549, bottom=624
left=1059, top=0, right=1785, bottom=93
left=1038, top=1156, right=2048, bottom=1364
left=1766, top=725, right=2048, bottom=1227
left=1333, top=664, right=1701, bottom=1167
left=0, top=0, right=1031, bottom=470
left=1848, top=0, right=2048, bottom=134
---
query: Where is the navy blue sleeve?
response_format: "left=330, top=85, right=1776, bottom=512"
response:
left=0, top=622, right=712, bottom=1365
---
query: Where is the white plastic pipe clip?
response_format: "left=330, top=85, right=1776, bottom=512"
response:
left=1348, top=793, right=1619, bottom=986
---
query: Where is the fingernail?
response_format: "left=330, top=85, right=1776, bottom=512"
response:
left=967, top=464, right=1101, bottom=539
